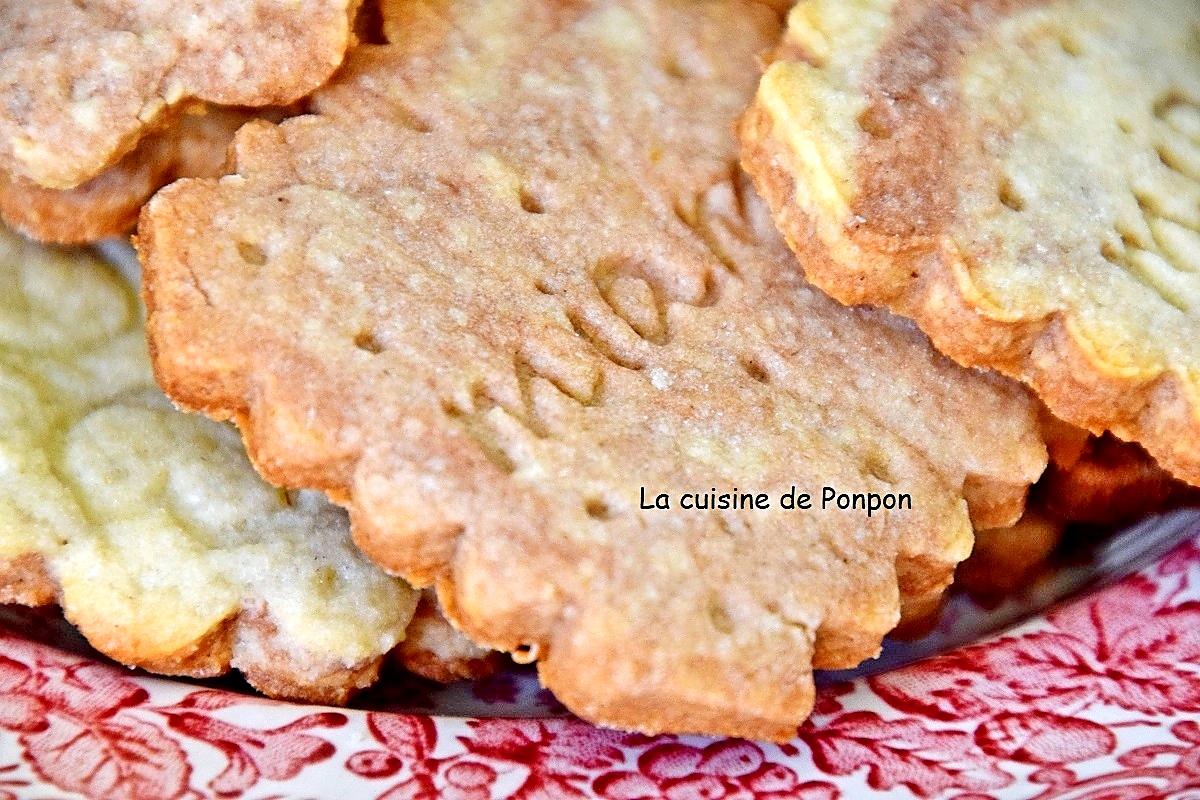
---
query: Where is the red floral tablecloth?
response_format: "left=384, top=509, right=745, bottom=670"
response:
left=5, top=536, right=1200, bottom=799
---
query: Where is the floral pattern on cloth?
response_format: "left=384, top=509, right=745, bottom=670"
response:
left=4, top=538, right=1200, bottom=798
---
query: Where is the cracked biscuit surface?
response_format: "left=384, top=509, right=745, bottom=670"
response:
left=741, top=0, right=1200, bottom=486
left=140, top=0, right=1045, bottom=739
left=0, top=0, right=358, bottom=191
left=0, top=227, right=420, bottom=704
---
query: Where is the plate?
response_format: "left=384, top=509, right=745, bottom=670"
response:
left=4, top=510, right=1200, bottom=799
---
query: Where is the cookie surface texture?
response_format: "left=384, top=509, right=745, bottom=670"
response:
left=0, top=227, right=418, bottom=704
left=742, top=0, right=1200, bottom=484
left=140, top=0, right=1045, bottom=739
left=0, top=0, right=358, bottom=190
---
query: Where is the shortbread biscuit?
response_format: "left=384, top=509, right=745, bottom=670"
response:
left=140, top=0, right=1045, bottom=739
left=742, top=0, right=1200, bottom=485
left=398, top=590, right=502, bottom=682
left=1038, top=427, right=1199, bottom=525
left=955, top=510, right=1063, bottom=600
left=0, top=107, right=255, bottom=244
left=0, top=0, right=359, bottom=191
left=0, top=227, right=419, bottom=704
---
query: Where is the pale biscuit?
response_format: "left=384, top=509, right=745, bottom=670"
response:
left=0, top=0, right=359, bottom=190
left=0, top=226, right=420, bottom=704
left=140, top=0, right=1045, bottom=739
left=741, top=0, right=1200, bottom=485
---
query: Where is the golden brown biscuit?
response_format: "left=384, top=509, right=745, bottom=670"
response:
left=0, top=106, right=256, bottom=244
left=955, top=510, right=1064, bottom=600
left=398, top=590, right=502, bottom=682
left=139, top=0, right=1045, bottom=739
left=741, top=0, right=1200, bottom=486
left=0, top=226, right=421, bottom=704
left=958, top=409, right=1195, bottom=600
left=0, top=0, right=359, bottom=190
left=1037, top=427, right=1200, bottom=525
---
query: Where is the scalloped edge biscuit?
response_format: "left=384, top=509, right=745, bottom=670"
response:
left=0, top=229, right=494, bottom=704
left=0, top=550, right=497, bottom=703
left=0, top=1, right=361, bottom=190
left=740, top=0, right=1200, bottom=486
left=397, top=590, right=503, bottom=683
left=138, top=0, right=1046, bottom=740
left=0, top=106, right=272, bottom=245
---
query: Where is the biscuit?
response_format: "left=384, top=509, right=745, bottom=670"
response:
left=397, top=590, right=502, bottom=682
left=955, top=510, right=1063, bottom=600
left=139, top=0, right=1045, bottom=740
left=1037, top=423, right=1200, bottom=525
left=0, top=0, right=359, bottom=190
left=0, top=106, right=257, bottom=244
left=741, top=0, right=1200, bottom=485
left=0, top=226, right=420, bottom=704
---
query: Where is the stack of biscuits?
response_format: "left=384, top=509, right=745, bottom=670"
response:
left=0, top=0, right=1196, bottom=741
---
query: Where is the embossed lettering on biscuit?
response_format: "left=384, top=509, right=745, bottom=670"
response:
left=141, top=0, right=1046, bottom=739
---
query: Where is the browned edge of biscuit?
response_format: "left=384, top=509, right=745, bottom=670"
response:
left=5, top=1, right=364, bottom=193
left=1036, top=433, right=1200, bottom=525
left=397, top=591, right=502, bottom=683
left=739, top=100, right=1200, bottom=487
left=954, top=510, right=1063, bottom=601
left=0, top=104, right=303, bottom=245
left=0, top=552, right=386, bottom=704
left=234, top=608, right=385, bottom=705
left=0, top=553, right=57, bottom=607
left=0, top=171, right=144, bottom=245
left=398, top=648, right=500, bottom=683
left=0, top=102, right=204, bottom=244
